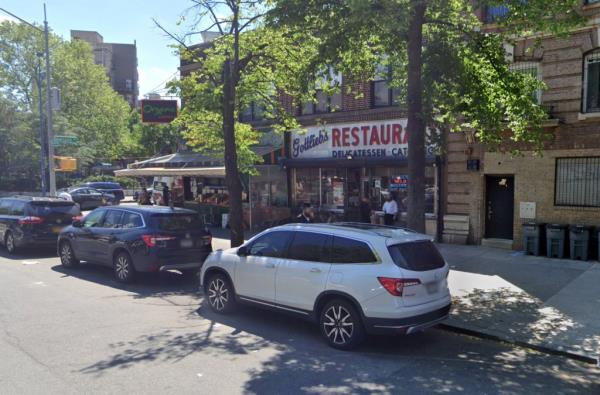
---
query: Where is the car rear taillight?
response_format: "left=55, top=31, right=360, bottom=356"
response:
left=19, top=216, right=44, bottom=225
left=141, top=235, right=175, bottom=247
left=377, top=277, right=421, bottom=297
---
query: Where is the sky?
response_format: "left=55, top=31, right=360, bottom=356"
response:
left=0, top=0, right=207, bottom=99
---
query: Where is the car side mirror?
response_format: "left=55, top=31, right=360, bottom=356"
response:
left=72, top=219, right=83, bottom=228
left=237, top=246, right=248, bottom=257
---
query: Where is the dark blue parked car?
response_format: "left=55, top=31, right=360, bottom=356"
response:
left=57, top=206, right=212, bottom=283
left=0, top=197, right=81, bottom=254
left=80, top=182, right=125, bottom=202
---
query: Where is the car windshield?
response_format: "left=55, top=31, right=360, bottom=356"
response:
left=28, top=201, right=80, bottom=216
left=151, top=213, right=203, bottom=231
left=388, top=240, right=445, bottom=271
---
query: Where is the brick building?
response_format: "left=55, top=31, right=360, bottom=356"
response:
left=71, top=30, right=139, bottom=108
left=444, top=2, right=600, bottom=250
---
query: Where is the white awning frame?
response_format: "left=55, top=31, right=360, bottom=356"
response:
left=114, top=167, right=226, bottom=177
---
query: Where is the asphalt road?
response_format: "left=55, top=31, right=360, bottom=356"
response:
left=0, top=245, right=599, bottom=395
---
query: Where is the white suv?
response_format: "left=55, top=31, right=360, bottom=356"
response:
left=199, top=223, right=451, bottom=349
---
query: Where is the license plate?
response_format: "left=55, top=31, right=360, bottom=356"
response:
left=52, top=226, right=62, bottom=234
left=180, top=239, right=194, bottom=248
left=425, top=281, right=439, bottom=294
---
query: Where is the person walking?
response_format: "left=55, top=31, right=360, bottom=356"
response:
left=359, top=196, right=372, bottom=223
left=382, top=194, right=398, bottom=226
left=162, top=184, right=170, bottom=207
left=296, top=203, right=314, bottom=223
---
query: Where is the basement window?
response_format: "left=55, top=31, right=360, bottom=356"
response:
left=555, top=157, right=600, bottom=208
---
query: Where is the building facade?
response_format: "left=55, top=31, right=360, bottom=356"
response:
left=444, top=2, right=600, bottom=249
left=71, top=30, right=139, bottom=107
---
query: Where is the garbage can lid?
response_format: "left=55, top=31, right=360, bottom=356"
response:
left=547, top=223, right=566, bottom=229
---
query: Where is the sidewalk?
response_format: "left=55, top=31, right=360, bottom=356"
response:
left=211, top=228, right=600, bottom=364
left=439, top=244, right=600, bottom=364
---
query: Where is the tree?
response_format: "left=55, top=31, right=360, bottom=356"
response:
left=270, top=0, right=583, bottom=233
left=159, top=1, right=318, bottom=247
left=0, top=20, right=131, bottom=189
left=122, top=110, right=181, bottom=159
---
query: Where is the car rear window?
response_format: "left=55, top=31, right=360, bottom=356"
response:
left=27, top=201, right=80, bottom=216
left=388, top=240, right=445, bottom=271
left=152, top=213, right=203, bottom=231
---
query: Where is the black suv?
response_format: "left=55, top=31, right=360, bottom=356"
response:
left=0, top=197, right=81, bottom=254
left=57, top=206, right=212, bottom=283
left=80, top=182, right=125, bottom=202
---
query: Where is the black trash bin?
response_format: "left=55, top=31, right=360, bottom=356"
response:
left=569, top=225, right=591, bottom=261
left=522, top=222, right=545, bottom=256
left=546, top=224, right=567, bottom=258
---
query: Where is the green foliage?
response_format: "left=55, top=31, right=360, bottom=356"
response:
left=270, top=0, right=584, bottom=151
left=122, top=109, right=181, bottom=159
left=0, top=20, right=132, bottom=190
left=172, top=17, right=319, bottom=173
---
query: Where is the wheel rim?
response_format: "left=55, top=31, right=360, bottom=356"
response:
left=323, top=305, right=354, bottom=345
left=115, top=255, right=130, bottom=280
left=6, top=234, right=14, bottom=252
left=61, top=243, right=72, bottom=264
left=208, top=278, right=229, bottom=311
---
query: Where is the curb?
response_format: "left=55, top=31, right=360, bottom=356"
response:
left=438, top=323, right=599, bottom=367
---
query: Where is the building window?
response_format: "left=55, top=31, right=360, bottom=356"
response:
left=240, top=102, right=264, bottom=122
left=509, top=62, right=542, bottom=104
left=373, top=64, right=399, bottom=107
left=555, top=157, right=600, bottom=208
left=485, top=5, right=509, bottom=23
left=583, top=50, right=600, bottom=113
left=585, top=0, right=600, bottom=5
left=301, top=67, right=342, bottom=115
left=125, top=79, right=132, bottom=90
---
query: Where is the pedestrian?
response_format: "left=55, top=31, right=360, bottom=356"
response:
left=162, top=183, right=170, bottom=207
left=297, top=203, right=314, bottom=223
left=359, top=196, right=372, bottom=223
left=382, top=193, right=398, bottom=226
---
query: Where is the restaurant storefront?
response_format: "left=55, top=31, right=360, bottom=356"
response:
left=285, top=119, right=439, bottom=233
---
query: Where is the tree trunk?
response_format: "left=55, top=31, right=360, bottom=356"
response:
left=406, top=0, right=427, bottom=234
left=223, top=59, right=245, bottom=247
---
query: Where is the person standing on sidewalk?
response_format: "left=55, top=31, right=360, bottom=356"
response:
left=382, top=194, right=398, bottom=226
left=359, top=196, right=372, bottom=223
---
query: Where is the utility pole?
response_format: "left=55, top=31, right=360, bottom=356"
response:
left=44, top=4, right=56, bottom=196
left=36, top=57, right=47, bottom=196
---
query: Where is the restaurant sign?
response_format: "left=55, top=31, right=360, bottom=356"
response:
left=290, top=119, right=437, bottom=159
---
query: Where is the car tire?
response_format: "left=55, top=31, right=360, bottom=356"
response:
left=205, top=273, right=236, bottom=314
left=319, top=299, right=366, bottom=350
left=113, top=251, right=135, bottom=283
left=59, top=241, right=80, bottom=267
left=4, top=231, right=16, bottom=254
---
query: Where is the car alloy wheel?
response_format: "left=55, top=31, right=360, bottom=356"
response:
left=60, top=241, right=79, bottom=267
left=5, top=232, right=15, bottom=254
left=320, top=299, right=365, bottom=350
left=207, top=274, right=235, bottom=313
left=114, top=252, right=135, bottom=283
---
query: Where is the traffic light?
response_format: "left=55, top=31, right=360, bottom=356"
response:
left=54, top=156, right=77, bottom=172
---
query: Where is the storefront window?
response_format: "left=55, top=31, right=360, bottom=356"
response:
left=321, top=168, right=345, bottom=209
left=294, top=168, right=320, bottom=207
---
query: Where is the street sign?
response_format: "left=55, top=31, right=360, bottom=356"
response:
left=141, top=99, right=178, bottom=123
left=52, top=135, right=78, bottom=146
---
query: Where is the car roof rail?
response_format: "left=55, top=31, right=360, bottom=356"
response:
left=332, top=222, right=418, bottom=233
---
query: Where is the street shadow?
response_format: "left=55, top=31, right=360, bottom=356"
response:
left=0, top=246, right=57, bottom=260
left=51, top=263, right=198, bottom=300
left=449, top=287, right=600, bottom=358
left=437, top=244, right=591, bottom=302
left=79, top=299, right=600, bottom=394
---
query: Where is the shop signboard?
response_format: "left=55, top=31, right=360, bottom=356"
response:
left=141, top=100, right=178, bottom=123
left=390, top=175, right=408, bottom=191
left=290, top=119, right=437, bottom=159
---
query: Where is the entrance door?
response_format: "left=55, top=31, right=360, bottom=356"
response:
left=485, top=176, right=515, bottom=239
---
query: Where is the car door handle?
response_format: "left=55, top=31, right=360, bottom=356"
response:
left=310, top=268, right=322, bottom=273
left=265, top=263, right=276, bottom=268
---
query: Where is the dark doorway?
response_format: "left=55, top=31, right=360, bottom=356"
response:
left=485, top=176, right=515, bottom=239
